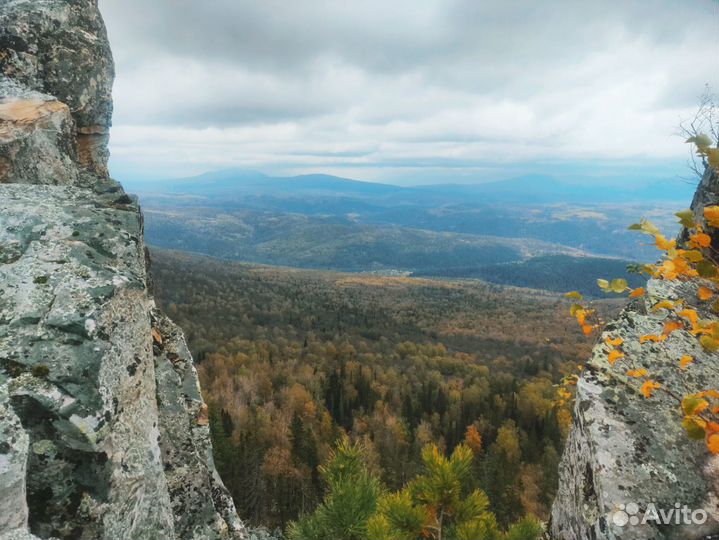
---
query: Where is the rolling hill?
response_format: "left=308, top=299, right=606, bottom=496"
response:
left=123, top=168, right=687, bottom=293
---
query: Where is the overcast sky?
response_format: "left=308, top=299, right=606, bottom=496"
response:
left=101, top=0, right=719, bottom=184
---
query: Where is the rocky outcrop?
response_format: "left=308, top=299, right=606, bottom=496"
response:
left=0, top=1, right=246, bottom=539
left=551, top=165, right=719, bottom=540
left=0, top=0, right=113, bottom=176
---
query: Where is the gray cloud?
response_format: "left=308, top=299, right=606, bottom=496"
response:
left=101, top=0, right=719, bottom=182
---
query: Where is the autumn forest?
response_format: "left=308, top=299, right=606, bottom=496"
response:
left=150, top=248, right=623, bottom=537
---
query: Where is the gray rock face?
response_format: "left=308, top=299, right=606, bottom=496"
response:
left=0, top=0, right=114, bottom=176
left=551, top=165, right=719, bottom=540
left=0, top=81, right=79, bottom=186
left=0, top=1, right=246, bottom=539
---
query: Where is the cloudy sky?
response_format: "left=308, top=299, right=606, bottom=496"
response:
left=101, top=0, right=719, bottom=185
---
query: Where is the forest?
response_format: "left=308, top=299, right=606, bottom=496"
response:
left=150, top=248, right=623, bottom=537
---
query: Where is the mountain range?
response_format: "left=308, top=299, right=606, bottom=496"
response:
left=124, top=168, right=691, bottom=295
left=124, top=168, right=695, bottom=205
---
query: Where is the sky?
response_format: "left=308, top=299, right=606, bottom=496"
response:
left=101, top=0, right=719, bottom=185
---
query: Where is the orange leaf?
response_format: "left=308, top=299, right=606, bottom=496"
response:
left=640, top=334, right=667, bottom=344
left=627, top=368, right=648, bottom=377
left=699, top=390, right=719, bottom=399
left=707, top=421, right=719, bottom=433
left=582, top=324, right=594, bottom=336
left=608, top=349, right=625, bottom=366
left=680, top=355, right=694, bottom=369
left=707, top=433, right=719, bottom=454
left=695, top=326, right=715, bottom=337
left=704, top=206, right=719, bottom=228
left=640, top=380, right=661, bottom=398
left=605, top=336, right=623, bottom=347
left=662, top=320, right=684, bottom=336
left=690, top=232, right=712, bottom=249
left=699, top=286, right=715, bottom=301
left=678, top=309, right=699, bottom=328
left=629, top=287, right=646, bottom=298
left=695, top=400, right=710, bottom=414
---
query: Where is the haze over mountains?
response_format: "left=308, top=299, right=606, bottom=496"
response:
left=125, top=169, right=691, bottom=294
left=124, top=168, right=694, bottom=205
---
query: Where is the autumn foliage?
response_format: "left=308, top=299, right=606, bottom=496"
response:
left=565, top=134, right=719, bottom=455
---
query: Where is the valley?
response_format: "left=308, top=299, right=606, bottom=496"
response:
left=127, top=169, right=688, bottom=295
left=149, top=247, right=625, bottom=530
left=138, top=169, right=683, bottom=534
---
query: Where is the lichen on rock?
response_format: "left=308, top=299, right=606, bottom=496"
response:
left=551, top=166, right=719, bottom=540
left=0, top=1, right=246, bottom=539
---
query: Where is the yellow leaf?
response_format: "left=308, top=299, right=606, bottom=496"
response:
left=640, top=380, right=660, bottom=398
left=700, top=335, right=719, bottom=352
left=607, top=349, right=625, bottom=366
left=680, top=355, right=694, bottom=369
left=656, top=256, right=698, bottom=280
left=698, top=286, right=715, bottom=301
left=683, top=415, right=707, bottom=439
left=705, top=206, right=719, bottom=229
left=680, top=249, right=705, bottom=263
left=686, top=133, right=713, bottom=147
left=629, top=287, right=645, bottom=298
left=682, top=395, right=709, bottom=416
left=628, top=219, right=660, bottom=236
left=598, top=278, right=628, bottom=293
left=651, top=300, right=675, bottom=312
left=675, top=209, right=696, bottom=228
left=605, top=336, right=623, bottom=347
left=564, top=291, right=583, bottom=300
left=692, top=324, right=714, bottom=336
left=708, top=148, right=719, bottom=172
left=655, top=234, right=676, bottom=251
left=609, top=278, right=629, bottom=293
left=626, top=368, right=648, bottom=378
left=697, top=260, right=718, bottom=278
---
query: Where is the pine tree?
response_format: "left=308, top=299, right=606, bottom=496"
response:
left=368, top=444, right=500, bottom=540
left=287, top=438, right=382, bottom=540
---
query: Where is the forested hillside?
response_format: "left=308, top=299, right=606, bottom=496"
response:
left=130, top=169, right=686, bottom=269
left=417, top=254, right=645, bottom=295
left=150, top=248, right=623, bottom=532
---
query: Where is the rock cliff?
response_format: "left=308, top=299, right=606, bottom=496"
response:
left=0, top=1, right=246, bottom=539
left=551, top=164, right=719, bottom=539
